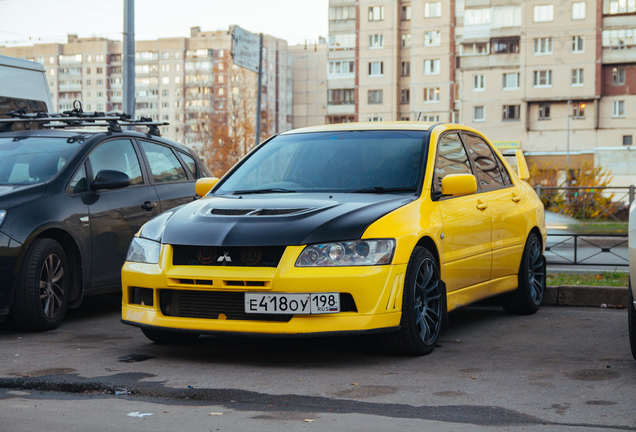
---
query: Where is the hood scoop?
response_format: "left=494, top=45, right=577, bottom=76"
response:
left=208, top=208, right=313, bottom=217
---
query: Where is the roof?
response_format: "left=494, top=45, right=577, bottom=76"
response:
left=0, top=54, right=46, bottom=72
left=280, top=121, right=437, bottom=135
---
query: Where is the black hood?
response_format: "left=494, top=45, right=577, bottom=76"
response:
left=160, top=193, right=417, bottom=247
left=0, top=184, right=47, bottom=210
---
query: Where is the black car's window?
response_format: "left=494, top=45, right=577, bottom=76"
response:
left=216, top=130, right=426, bottom=194
left=67, top=165, right=88, bottom=194
left=433, top=132, right=472, bottom=193
left=88, top=139, right=143, bottom=185
left=0, top=137, right=82, bottom=185
left=140, top=141, right=188, bottom=183
left=178, top=152, right=197, bottom=178
left=462, top=133, right=506, bottom=190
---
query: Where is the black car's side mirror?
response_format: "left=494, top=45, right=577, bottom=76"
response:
left=91, top=170, right=131, bottom=190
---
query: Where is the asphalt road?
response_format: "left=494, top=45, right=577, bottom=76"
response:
left=0, top=294, right=635, bottom=431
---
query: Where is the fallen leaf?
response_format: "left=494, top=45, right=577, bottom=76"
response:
left=209, top=412, right=223, bottom=416
left=351, top=383, right=359, bottom=386
left=304, top=419, right=315, bottom=422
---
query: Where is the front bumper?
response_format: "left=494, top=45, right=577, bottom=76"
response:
left=121, top=244, right=406, bottom=335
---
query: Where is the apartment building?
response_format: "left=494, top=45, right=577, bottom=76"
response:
left=289, top=40, right=329, bottom=128
left=327, top=0, right=636, bottom=184
left=0, top=27, right=292, bottom=153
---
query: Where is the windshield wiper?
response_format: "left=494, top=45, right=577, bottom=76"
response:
left=351, top=186, right=417, bottom=194
left=232, top=188, right=296, bottom=195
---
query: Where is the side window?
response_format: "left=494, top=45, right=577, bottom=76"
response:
left=462, top=133, right=506, bottom=190
left=433, top=132, right=472, bottom=193
left=88, top=139, right=143, bottom=185
left=140, top=141, right=187, bottom=183
left=67, top=164, right=88, bottom=194
left=497, top=157, right=512, bottom=185
left=179, top=152, right=197, bottom=178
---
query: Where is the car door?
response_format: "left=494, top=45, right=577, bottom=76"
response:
left=433, top=131, right=492, bottom=292
left=138, top=140, right=196, bottom=212
left=462, top=132, right=529, bottom=280
left=86, top=138, right=160, bottom=289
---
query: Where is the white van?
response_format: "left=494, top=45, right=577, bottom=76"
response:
left=0, top=55, right=53, bottom=123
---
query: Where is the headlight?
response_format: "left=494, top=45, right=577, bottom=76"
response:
left=296, top=239, right=395, bottom=267
left=126, top=237, right=161, bottom=264
left=0, top=210, right=6, bottom=228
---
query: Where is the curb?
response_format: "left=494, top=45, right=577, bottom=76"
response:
left=542, top=285, right=628, bottom=308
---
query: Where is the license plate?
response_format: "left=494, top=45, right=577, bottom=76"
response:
left=245, top=292, right=340, bottom=315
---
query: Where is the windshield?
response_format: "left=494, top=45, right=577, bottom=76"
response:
left=0, top=137, right=83, bottom=185
left=216, top=130, right=427, bottom=194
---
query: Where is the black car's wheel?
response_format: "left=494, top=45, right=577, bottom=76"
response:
left=11, top=239, right=70, bottom=331
left=502, top=233, right=546, bottom=315
left=386, top=247, right=443, bottom=356
left=628, top=281, right=636, bottom=361
left=141, top=327, right=200, bottom=345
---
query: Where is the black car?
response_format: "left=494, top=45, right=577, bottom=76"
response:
left=0, top=112, right=213, bottom=331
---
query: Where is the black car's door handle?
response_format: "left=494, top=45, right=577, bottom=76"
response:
left=141, top=201, right=158, bottom=211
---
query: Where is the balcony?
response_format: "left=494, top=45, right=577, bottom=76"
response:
left=602, top=46, right=636, bottom=64
left=458, top=53, right=520, bottom=69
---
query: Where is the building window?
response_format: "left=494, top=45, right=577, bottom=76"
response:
left=571, top=68, right=584, bottom=86
left=368, top=62, right=384, bottom=76
left=606, top=0, right=636, bottom=14
left=368, top=90, right=383, bottom=104
left=96, top=91, right=103, bottom=97
left=473, top=106, right=485, bottom=122
left=369, top=34, right=384, bottom=48
left=533, top=70, right=553, bottom=87
left=162, top=102, right=169, bottom=108
left=401, top=5, right=411, bottom=21
left=401, top=34, right=412, bottom=48
left=473, top=74, right=485, bottom=91
left=328, top=33, right=356, bottom=50
left=602, top=29, right=636, bottom=48
left=162, top=77, right=169, bottom=84
left=424, top=59, right=441, bottom=75
left=161, top=64, right=169, bottom=72
left=85, top=68, right=91, bottom=74
left=401, top=116, right=410, bottom=121
left=612, top=100, right=626, bottom=117
left=425, top=2, right=442, bottom=17
left=572, top=2, right=586, bottom=19
left=461, top=42, right=489, bottom=55
left=424, top=87, right=440, bottom=102
left=175, top=76, right=181, bottom=84
left=329, top=5, right=356, bottom=21
left=613, top=67, right=626, bottom=85
left=424, top=31, right=441, bottom=46
left=368, top=6, right=384, bottom=21
left=401, top=61, right=411, bottom=76
left=492, top=6, right=522, bottom=27
left=400, top=89, right=410, bottom=104
left=539, top=103, right=551, bottom=120
left=534, top=5, right=554, bottom=22
left=533, top=37, right=553, bottom=55
left=326, top=116, right=356, bottom=124
left=624, top=135, right=633, bottom=146
left=96, top=79, right=103, bottom=86
left=162, top=90, right=169, bottom=97
left=503, top=72, right=520, bottom=89
left=572, top=36, right=585, bottom=53
left=328, top=89, right=355, bottom=105
left=328, top=60, right=355, bottom=76
left=465, top=8, right=491, bottom=25
left=502, top=105, right=520, bottom=121
left=423, top=115, right=440, bottom=122
left=573, top=101, right=586, bottom=119
left=368, top=117, right=384, bottom=122
left=491, top=37, right=519, bottom=54
left=96, top=67, right=103, bottom=74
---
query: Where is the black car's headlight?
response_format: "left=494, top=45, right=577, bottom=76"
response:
left=295, top=239, right=395, bottom=267
left=126, top=237, right=161, bottom=264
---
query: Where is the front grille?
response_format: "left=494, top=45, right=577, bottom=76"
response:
left=160, top=290, right=291, bottom=322
left=172, top=245, right=286, bottom=267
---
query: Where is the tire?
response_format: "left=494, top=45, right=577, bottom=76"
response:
left=502, top=233, right=546, bottom=315
left=386, top=247, right=443, bottom=356
left=628, top=281, right=636, bottom=361
left=141, top=327, right=199, bottom=345
left=11, top=239, right=70, bottom=331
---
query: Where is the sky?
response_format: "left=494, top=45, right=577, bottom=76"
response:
left=0, top=0, right=329, bottom=47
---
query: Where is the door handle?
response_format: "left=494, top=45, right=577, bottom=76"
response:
left=141, top=201, right=158, bottom=211
left=476, top=200, right=488, bottom=210
left=512, top=193, right=521, bottom=203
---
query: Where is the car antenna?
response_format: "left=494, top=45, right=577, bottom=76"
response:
left=417, top=112, right=422, bottom=121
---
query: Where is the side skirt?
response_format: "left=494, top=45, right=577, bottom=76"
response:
left=445, top=275, right=517, bottom=312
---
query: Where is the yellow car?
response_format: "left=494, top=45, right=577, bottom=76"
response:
left=121, top=122, right=546, bottom=355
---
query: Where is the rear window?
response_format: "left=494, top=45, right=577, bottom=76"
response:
left=0, top=136, right=83, bottom=185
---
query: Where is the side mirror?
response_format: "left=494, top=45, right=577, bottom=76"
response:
left=91, top=170, right=131, bottom=190
left=441, top=174, right=477, bottom=197
left=195, top=177, right=219, bottom=197
left=515, top=149, right=530, bottom=181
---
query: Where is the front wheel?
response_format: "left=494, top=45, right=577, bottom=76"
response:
left=386, top=247, right=443, bottom=356
left=502, top=233, right=546, bottom=315
left=628, top=281, right=636, bottom=361
left=141, top=327, right=200, bottom=345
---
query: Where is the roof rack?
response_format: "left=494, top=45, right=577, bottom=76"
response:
left=0, top=100, right=168, bottom=136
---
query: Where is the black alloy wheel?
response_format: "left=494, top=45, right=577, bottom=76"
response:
left=11, top=238, right=70, bottom=331
left=386, top=247, right=443, bottom=356
left=502, top=232, right=546, bottom=315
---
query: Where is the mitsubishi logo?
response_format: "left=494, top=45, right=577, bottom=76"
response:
left=217, top=251, right=232, bottom=262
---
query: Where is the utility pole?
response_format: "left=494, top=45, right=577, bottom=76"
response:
left=123, top=0, right=135, bottom=122
left=254, top=33, right=263, bottom=147
left=566, top=100, right=571, bottom=185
